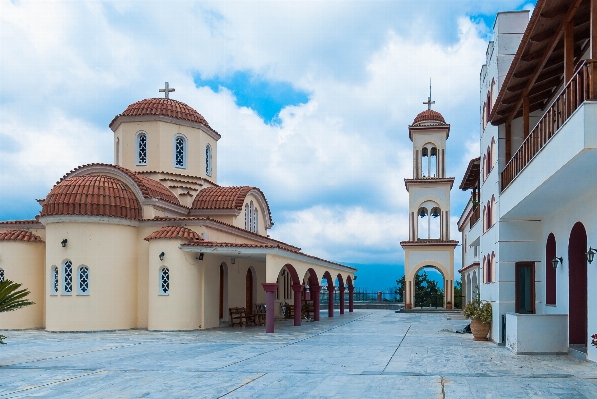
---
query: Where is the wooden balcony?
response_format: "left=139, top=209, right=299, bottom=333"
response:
left=501, top=60, right=597, bottom=191
left=469, top=205, right=480, bottom=229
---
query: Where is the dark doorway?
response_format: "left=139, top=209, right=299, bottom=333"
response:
left=246, top=268, right=253, bottom=315
left=219, top=264, right=224, bottom=319
left=515, top=262, right=535, bottom=314
left=568, top=222, right=587, bottom=346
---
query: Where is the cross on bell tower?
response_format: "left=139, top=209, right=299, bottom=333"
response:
left=423, top=79, right=435, bottom=110
left=159, top=82, right=175, bottom=99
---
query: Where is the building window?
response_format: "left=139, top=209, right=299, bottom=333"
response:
left=174, top=134, right=187, bottom=168
left=254, top=209, right=258, bottom=233
left=51, top=266, right=58, bottom=295
left=63, top=260, right=73, bottom=294
left=136, top=131, right=147, bottom=165
left=245, top=204, right=249, bottom=230
left=160, top=267, right=170, bottom=295
left=546, top=233, right=557, bottom=305
left=249, top=201, right=254, bottom=232
left=0, top=268, right=4, bottom=282
left=206, top=144, right=212, bottom=176
left=78, top=266, right=89, bottom=295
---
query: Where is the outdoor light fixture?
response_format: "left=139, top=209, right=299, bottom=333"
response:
left=353, top=275, right=358, bottom=281
left=231, top=258, right=236, bottom=264
left=159, top=252, right=165, bottom=261
left=61, top=239, right=67, bottom=248
left=198, top=253, right=204, bottom=261
left=551, top=256, right=563, bottom=269
left=587, top=247, right=597, bottom=264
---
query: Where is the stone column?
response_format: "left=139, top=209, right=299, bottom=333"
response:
left=327, top=285, right=335, bottom=317
left=339, top=286, right=345, bottom=315
left=348, top=286, right=354, bottom=312
left=292, top=284, right=303, bottom=327
left=262, top=283, right=278, bottom=333
left=311, top=285, right=321, bottom=321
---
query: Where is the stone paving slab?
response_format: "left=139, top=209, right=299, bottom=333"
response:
left=2, top=310, right=597, bottom=398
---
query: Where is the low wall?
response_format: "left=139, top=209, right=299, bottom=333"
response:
left=505, top=313, right=568, bottom=354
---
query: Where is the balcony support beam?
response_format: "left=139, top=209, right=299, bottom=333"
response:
left=506, top=122, right=512, bottom=162
left=523, top=96, right=530, bottom=138
left=565, top=22, right=575, bottom=83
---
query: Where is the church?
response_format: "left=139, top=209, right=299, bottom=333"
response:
left=0, top=85, right=356, bottom=333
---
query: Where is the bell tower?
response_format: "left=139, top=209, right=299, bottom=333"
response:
left=400, top=93, right=458, bottom=309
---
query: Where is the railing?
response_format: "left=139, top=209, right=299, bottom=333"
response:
left=414, top=293, right=445, bottom=309
left=319, top=289, right=401, bottom=304
left=501, top=60, right=597, bottom=191
left=469, top=205, right=480, bottom=228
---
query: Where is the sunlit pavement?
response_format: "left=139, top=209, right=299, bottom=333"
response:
left=1, top=310, right=597, bottom=398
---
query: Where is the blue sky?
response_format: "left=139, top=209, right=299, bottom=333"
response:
left=0, top=0, right=534, bottom=291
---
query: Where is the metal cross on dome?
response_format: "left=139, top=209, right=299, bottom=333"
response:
left=159, top=82, right=175, bottom=99
left=423, top=79, right=435, bottom=110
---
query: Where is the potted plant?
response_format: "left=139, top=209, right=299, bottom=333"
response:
left=446, top=301, right=453, bottom=309
left=463, top=293, right=492, bottom=341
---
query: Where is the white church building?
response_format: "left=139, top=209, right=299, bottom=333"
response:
left=459, top=0, right=597, bottom=360
left=0, top=86, right=356, bottom=334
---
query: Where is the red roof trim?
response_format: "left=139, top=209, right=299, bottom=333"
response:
left=0, top=229, right=44, bottom=243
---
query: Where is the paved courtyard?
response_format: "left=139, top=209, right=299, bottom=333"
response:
left=1, top=310, right=597, bottom=398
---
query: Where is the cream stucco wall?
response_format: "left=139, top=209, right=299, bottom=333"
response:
left=45, top=221, right=138, bottom=331
left=0, top=241, right=45, bottom=329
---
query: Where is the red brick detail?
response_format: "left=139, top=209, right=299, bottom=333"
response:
left=192, top=186, right=252, bottom=210
left=41, top=175, right=142, bottom=220
left=0, top=220, right=40, bottom=225
left=412, top=109, right=446, bottom=125
left=0, top=229, right=44, bottom=243
left=111, top=98, right=210, bottom=127
left=144, top=226, right=203, bottom=241
left=56, top=163, right=181, bottom=207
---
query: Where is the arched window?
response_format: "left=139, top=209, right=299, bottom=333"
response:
left=429, top=147, right=437, bottom=177
left=421, top=147, right=428, bottom=177
left=482, top=255, right=487, bottom=283
left=482, top=205, right=487, bottom=232
left=136, top=131, right=147, bottom=165
left=491, top=196, right=496, bottom=227
left=421, top=145, right=437, bottom=177
left=482, top=155, right=486, bottom=181
left=0, top=268, right=4, bottom=282
left=78, top=266, right=89, bottom=295
left=159, top=267, right=170, bottom=295
left=174, top=134, right=187, bottom=168
left=206, top=144, right=212, bottom=176
left=417, top=207, right=428, bottom=239
left=486, top=200, right=491, bottom=229
left=546, top=233, right=557, bottom=305
left=253, top=209, right=258, bottom=233
left=63, top=260, right=73, bottom=294
left=491, top=137, right=496, bottom=170
left=491, top=252, right=496, bottom=282
left=245, top=204, right=249, bottom=230
left=51, top=266, right=58, bottom=295
left=491, top=79, right=496, bottom=108
left=116, top=137, right=120, bottom=165
left=249, top=201, right=254, bottom=232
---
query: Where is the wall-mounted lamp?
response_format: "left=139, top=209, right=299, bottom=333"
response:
left=61, top=239, right=68, bottom=248
left=231, top=257, right=235, bottom=264
left=198, top=253, right=204, bottom=261
left=159, top=252, right=165, bottom=261
left=551, top=256, right=563, bottom=269
left=587, top=247, right=597, bottom=264
left=353, top=275, right=358, bottom=281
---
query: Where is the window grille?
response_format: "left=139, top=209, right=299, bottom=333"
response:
left=0, top=268, right=4, bottom=282
left=64, top=260, right=73, bottom=293
left=78, top=266, right=89, bottom=294
left=206, top=144, right=212, bottom=176
left=52, top=266, right=58, bottom=294
left=175, top=136, right=185, bottom=168
left=137, top=133, right=147, bottom=165
left=253, top=209, right=258, bottom=233
left=249, top=201, right=254, bottom=232
left=160, top=267, right=170, bottom=294
left=245, top=204, right=249, bottom=230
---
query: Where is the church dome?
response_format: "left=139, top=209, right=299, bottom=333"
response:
left=41, top=175, right=141, bottom=220
left=412, top=109, right=446, bottom=126
left=113, top=98, right=210, bottom=127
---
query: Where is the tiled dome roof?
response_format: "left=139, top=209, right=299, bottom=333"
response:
left=412, top=109, right=446, bottom=125
left=192, top=186, right=252, bottom=210
left=114, top=98, right=210, bottom=127
left=144, top=226, right=203, bottom=241
left=0, top=229, right=44, bottom=243
left=41, top=175, right=141, bottom=220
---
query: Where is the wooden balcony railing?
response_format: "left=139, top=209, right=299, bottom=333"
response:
left=470, top=205, right=480, bottom=229
left=501, top=60, right=597, bottom=191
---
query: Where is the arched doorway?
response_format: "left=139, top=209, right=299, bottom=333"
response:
left=568, top=222, right=587, bottom=346
left=413, top=266, right=445, bottom=308
left=246, top=268, right=254, bottom=315
left=219, top=263, right=228, bottom=321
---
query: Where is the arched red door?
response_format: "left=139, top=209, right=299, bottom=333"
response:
left=568, top=222, right=587, bottom=346
left=246, top=269, right=253, bottom=315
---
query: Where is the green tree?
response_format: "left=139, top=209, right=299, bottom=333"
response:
left=395, top=270, right=444, bottom=308
left=0, top=279, right=35, bottom=344
left=454, top=280, right=462, bottom=309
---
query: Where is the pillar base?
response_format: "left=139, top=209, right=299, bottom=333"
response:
left=405, top=303, right=412, bottom=309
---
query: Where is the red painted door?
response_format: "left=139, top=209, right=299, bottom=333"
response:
left=568, top=222, right=587, bottom=346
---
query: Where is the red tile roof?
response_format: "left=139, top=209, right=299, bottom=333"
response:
left=412, top=109, right=446, bottom=125
left=144, top=226, right=203, bottom=241
left=192, top=186, right=252, bottom=210
left=41, top=175, right=142, bottom=220
left=0, top=220, right=41, bottom=225
left=0, top=229, right=44, bottom=243
left=137, top=170, right=219, bottom=187
left=111, top=98, right=210, bottom=127
left=57, top=163, right=181, bottom=207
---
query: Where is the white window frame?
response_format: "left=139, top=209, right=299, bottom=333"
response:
left=245, top=204, right=249, bottom=230
left=249, top=201, right=254, bottom=232
left=174, top=134, right=187, bottom=169
left=63, top=260, right=73, bottom=295
left=77, top=265, right=90, bottom=295
left=159, top=266, right=170, bottom=295
left=206, top=144, right=212, bottom=176
left=253, top=209, right=258, bottom=233
left=136, top=131, right=148, bottom=166
left=50, top=266, right=58, bottom=295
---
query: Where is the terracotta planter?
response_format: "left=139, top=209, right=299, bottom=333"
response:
left=470, top=318, right=490, bottom=341
left=446, top=304, right=453, bottom=309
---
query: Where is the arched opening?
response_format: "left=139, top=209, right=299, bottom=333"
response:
left=466, top=273, right=472, bottom=304
left=429, top=206, right=441, bottom=239
left=417, top=207, right=428, bottom=239
left=429, top=147, right=437, bottom=177
left=546, top=233, right=556, bottom=305
left=421, top=147, right=428, bottom=177
left=568, top=222, right=587, bottom=346
left=471, top=271, right=478, bottom=299
left=219, top=263, right=229, bottom=321
left=322, top=271, right=334, bottom=317
left=421, top=145, right=438, bottom=177
left=413, top=266, right=445, bottom=308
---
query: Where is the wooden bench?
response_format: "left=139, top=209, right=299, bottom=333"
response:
left=302, top=300, right=314, bottom=319
left=229, top=307, right=246, bottom=327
